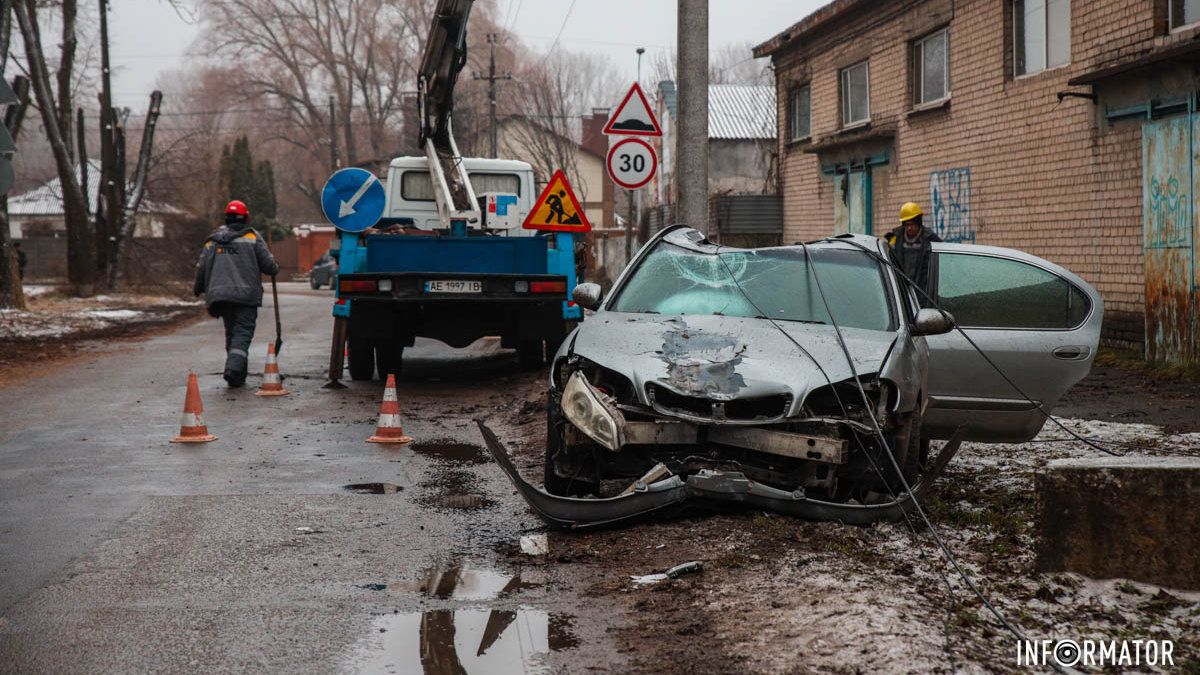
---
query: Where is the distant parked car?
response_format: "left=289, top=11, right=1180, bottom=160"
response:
left=310, top=252, right=337, bottom=289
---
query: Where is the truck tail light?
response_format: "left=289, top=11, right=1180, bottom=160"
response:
left=339, top=280, right=377, bottom=293
left=530, top=281, right=566, bottom=294
left=377, top=279, right=394, bottom=292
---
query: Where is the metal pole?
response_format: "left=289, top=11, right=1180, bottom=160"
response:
left=635, top=47, right=645, bottom=243
left=676, top=0, right=709, bottom=234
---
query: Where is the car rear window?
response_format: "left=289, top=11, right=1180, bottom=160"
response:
left=611, top=243, right=893, bottom=331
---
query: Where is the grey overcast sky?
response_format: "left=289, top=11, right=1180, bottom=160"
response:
left=105, top=0, right=825, bottom=108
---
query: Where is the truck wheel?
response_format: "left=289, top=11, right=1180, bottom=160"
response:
left=517, top=340, right=544, bottom=370
left=348, top=337, right=375, bottom=381
left=376, top=345, right=403, bottom=380
left=309, top=276, right=320, bottom=290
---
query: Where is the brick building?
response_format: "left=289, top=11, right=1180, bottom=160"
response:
left=754, top=0, right=1200, bottom=362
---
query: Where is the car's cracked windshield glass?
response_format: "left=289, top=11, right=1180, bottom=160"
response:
left=611, top=243, right=893, bottom=331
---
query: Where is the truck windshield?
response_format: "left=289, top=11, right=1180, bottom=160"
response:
left=610, top=243, right=893, bottom=331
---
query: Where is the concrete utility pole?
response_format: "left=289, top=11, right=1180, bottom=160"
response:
left=676, top=0, right=709, bottom=233
left=474, top=33, right=511, bottom=159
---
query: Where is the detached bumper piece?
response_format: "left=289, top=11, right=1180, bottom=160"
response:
left=476, top=421, right=966, bottom=530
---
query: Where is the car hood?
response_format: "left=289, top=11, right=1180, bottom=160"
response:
left=571, top=312, right=896, bottom=415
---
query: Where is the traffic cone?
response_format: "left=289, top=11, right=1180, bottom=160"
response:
left=367, top=374, right=413, bottom=445
left=255, top=343, right=289, bottom=397
left=171, top=371, right=217, bottom=443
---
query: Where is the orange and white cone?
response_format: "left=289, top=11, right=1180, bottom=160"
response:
left=255, top=344, right=289, bottom=397
left=171, top=371, right=217, bottom=443
left=367, top=374, right=413, bottom=444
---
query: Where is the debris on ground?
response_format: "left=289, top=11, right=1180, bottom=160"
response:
left=631, top=561, right=704, bottom=586
left=520, top=533, right=549, bottom=556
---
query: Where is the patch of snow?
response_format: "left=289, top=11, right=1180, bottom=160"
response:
left=21, top=285, right=55, bottom=297
left=82, top=309, right=143, bottom=320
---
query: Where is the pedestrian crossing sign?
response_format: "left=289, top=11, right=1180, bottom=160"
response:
left=522, top=169, right=591, bottom=232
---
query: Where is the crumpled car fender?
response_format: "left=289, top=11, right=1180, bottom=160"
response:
left=476, top=421, right=966, bottom=530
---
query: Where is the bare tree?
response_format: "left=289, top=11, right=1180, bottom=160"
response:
left=0, top=1, right=30, bottom=309
left=13, top=0, right=95, bottom=296
left=709, top=41, right=771, bottom=86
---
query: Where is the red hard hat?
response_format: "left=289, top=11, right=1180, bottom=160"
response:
left=225, top=200, right=249, bottom=217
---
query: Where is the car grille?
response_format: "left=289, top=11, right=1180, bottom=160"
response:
left=647, top=384, right=791, bottom=423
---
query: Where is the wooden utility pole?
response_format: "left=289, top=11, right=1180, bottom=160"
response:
left=676, top=0, right=709, bottom=234
left=473, top=33, right=510, bottom=159
left=328, top=95, right=338, bottom=171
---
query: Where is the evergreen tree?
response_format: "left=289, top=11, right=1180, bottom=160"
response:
left=217, top=135, right=288, bottom=238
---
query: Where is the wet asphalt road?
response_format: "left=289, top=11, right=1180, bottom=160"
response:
left=0, top=283, right=602, bottom=673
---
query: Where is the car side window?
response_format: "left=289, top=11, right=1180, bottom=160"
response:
left=935, top=252, right=1089, bottom=329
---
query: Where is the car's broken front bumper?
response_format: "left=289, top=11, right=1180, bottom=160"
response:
left=476, top=421, right=965, bottom=530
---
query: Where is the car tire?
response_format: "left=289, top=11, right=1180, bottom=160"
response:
left=376, top=345, right=403, bottom=381
left=348, top=337, right=375, bottom=381
left=310, top=276, right=320, bottom=290
left=517, top=340, right=544, bottom=370
left=543, top=391, right=599, bottom=497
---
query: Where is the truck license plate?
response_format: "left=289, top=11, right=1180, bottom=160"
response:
left=424, top=279, right=482, bottom=294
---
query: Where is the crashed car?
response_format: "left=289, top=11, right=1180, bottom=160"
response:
left=482, top=225, right=1103, bottom=527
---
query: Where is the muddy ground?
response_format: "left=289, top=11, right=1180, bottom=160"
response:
left=480, top=364, right=1200, bottom=674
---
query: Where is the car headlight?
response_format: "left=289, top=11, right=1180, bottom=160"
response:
left=562, top=371, right=626, bottom=451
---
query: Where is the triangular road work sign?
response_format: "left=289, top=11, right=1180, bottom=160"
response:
left=602, top=82, right=662, bottom=137
left=522, top=169, right=591, bottom=232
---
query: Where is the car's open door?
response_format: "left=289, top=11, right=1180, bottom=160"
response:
left=922, top=244, right=1103, bottom=442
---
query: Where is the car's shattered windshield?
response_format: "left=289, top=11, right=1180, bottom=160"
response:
left=611, top=243, right=893, bottom=331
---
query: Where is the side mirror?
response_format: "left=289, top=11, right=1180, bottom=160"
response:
left=572, top=282, right=604, bottom=311
left=913, top=308, right=954, bottom=336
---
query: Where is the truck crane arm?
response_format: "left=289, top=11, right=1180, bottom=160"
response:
left=417, top=0, right=480, bottom=230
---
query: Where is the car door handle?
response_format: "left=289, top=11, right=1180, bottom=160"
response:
left=1052, top=346, right=1090, bottom=360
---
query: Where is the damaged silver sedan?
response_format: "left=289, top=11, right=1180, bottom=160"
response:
left=480, top=226, right=1103, bottom=528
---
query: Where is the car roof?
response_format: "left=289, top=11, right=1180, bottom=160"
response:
left=659, top=226, right=888, bottom=257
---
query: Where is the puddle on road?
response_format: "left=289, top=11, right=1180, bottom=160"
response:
left=418, top=470, right=494, bottom=512
left=344, top=482, right=404, bottom=495
left=410, top=440, right=489, bottom=465
left=346, top=563, right=576, bottom=674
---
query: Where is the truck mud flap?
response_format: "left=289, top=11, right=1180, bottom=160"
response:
left=477, top=422, right=968, bottom=530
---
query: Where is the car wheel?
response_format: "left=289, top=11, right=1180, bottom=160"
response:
left=376, top=345, right=403, bottom=380
left=517, top=340, right=544, bottom=370
left=348, top=337, right=375, bottom=381
left=310, top=276, right=320, bottom=290
left=544, top=390, right=599, bottom=496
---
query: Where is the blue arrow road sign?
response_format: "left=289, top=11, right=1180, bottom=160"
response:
left=321, top=167, right=386, bottom=232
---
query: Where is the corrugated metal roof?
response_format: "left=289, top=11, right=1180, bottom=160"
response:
left=658, top=80, right=678, bottom=119
left=708, top=85, right=776, bottom=140
left=8, top=159, right=182, bottom=216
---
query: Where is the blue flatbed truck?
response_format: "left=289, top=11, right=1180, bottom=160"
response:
left=331, top=158, right=582, bottom=380
left=323, top=0, right=584, bottom=382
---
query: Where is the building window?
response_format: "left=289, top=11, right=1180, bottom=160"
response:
left=1014, top=0, right=1070, bottom=75
left=840, top=61, right=870, bottom=127
left=914, top=28, right=950, bottom=105
left=789, top=85, right=811, bottom=140
left=1170, top=0, right=1200, bottom=29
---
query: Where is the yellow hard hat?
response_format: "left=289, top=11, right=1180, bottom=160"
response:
left=899, top=202, right=922, bottom=222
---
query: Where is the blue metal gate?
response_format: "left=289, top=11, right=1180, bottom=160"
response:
left=1141, top=101, right=1199, bottom=364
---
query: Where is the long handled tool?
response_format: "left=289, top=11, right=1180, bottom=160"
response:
left=271, top=275, right=283, bottom=356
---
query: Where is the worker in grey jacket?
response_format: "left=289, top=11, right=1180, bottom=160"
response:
left=193, top=200, right=280, bottom=387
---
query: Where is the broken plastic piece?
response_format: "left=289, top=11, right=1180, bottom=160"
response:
left=475, top=420, right=967, bottom=529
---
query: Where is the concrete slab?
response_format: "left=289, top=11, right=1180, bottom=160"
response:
left=1035, top=456, right=1200, bottom=590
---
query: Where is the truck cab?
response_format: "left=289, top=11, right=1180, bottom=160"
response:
left=332, top=157, right=582, bottom=381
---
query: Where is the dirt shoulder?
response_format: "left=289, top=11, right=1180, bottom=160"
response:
left=1054, top=352, right=1200, bottom=434
left=0, top=286, right=205, bottom=388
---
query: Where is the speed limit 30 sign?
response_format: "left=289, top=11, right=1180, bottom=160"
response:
left=606, top=137, right=657, bottom=190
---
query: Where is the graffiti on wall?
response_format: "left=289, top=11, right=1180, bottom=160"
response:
left=1146, top=176, right=1191, bottom=248
left=929, top=168, right=974, bottom=243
